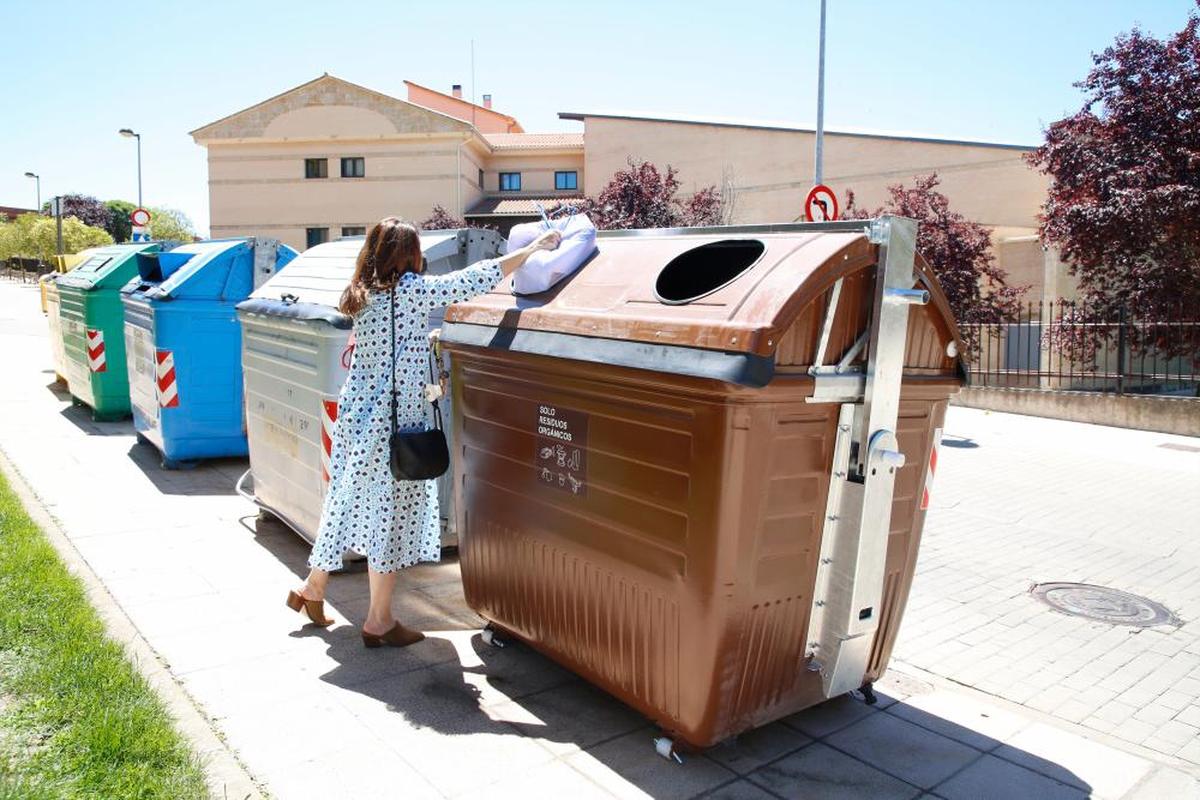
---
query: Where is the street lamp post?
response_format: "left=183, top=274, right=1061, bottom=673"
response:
left=814, top=0, right=827, bottom=187
left=23, top=171, right=40, bottom=212
left=118, top=128, right=142, bottom=208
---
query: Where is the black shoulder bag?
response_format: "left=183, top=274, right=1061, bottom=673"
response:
left=388, top=287, right=450, bottom=481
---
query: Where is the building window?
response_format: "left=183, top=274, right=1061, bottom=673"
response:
left=306, top=227, right=329, bottom=248
left=478, top=168, right=485, bottom=188
left=555, top=171, right=578, bottom=191
left=341, top=226, right=366, bottom=238
left=499, top=172, right=521, bottom=192
left=304, top=158, right=328, bottom=179
left=340, top=157, right=365, bottom=178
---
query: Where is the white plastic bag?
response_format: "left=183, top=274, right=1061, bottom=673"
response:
left=509, top=213, right=597, bottom=295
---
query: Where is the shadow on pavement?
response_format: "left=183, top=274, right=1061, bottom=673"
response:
left=53, top=389, right=134, bottom=437
left=247, top=516, right=1093, bottom=799
left=122, top=439, right=245, bottom=496
left=941, top=433, right=980, bottom=449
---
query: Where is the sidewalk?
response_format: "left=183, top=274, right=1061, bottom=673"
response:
left=1, top=279, right=1198, bottom=800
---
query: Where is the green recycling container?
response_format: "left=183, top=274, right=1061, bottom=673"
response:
left=58, top=242, right=162, bottom=420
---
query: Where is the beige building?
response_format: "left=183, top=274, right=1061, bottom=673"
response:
left=193, top=75, right=1063, bottom=299
left=190, top=75, right=585, bottom=250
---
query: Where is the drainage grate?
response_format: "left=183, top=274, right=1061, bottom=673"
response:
left=1031, top=583, right=1179, bottom=627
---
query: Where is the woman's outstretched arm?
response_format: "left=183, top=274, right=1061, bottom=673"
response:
left=496, top=229, right=562, bottom=276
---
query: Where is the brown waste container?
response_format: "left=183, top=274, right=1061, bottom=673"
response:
left=440, top=216, right=965, bottom=754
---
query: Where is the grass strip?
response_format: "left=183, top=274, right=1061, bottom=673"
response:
left=0, top=469, right=208, bottom=799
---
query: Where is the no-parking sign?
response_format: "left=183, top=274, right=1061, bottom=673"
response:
left=130, top=207, right=152, bottom=241
left=804, top=184, right=840, bottom=222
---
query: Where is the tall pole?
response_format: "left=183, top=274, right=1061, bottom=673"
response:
left=135, top=131, right=142, bottom=208
left=814, top=0, right=827, bottom=186
left=54, top=196, right=63, bottom=256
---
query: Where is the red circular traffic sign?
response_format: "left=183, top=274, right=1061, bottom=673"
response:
left=130, top=207, right=151, bottom=226
left=804, top=185, right=840, bottom=222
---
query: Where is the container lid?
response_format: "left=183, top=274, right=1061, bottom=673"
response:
left=56, top=242, right=161, bottom=291
left=121, top=238, right=298, bottom=301
left=238, top=229, right=481, bottom=326
left=442, top=221, right=964, bottom=383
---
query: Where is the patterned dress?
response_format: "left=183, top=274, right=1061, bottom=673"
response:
left=309, top=260, right=503, bottom=573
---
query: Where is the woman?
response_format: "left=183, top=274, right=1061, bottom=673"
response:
left=286, top=217, right=561, bottom=647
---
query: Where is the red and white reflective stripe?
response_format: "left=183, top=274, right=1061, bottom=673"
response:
left=86, top=329, right=106, bottom=373
left=920, top=428, right=942, bottom=511
left=155, top=349, right=179, bottom=408
left=320, top=398, right=338, bottom=484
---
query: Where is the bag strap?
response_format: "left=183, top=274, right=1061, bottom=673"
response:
left=390, top=287, right=397, bottom=440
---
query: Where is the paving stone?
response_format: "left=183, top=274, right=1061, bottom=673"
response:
left=1087, top=700, right=1139, bottom=725
left=1106, top=717, right=1159, bottom=746
left=701, top=779, right=782, bottom=800
left=1132, top=702, right=1178, bottom=726
left=1176, top=704, right=1200, bottom=728
left=565, top=730, right=737, bottom=800
left=704, top=722, right=812, bottom=775
left=996, top=723, right=1153, bottom=798
left=1049, top=699, right=1094, bottom=725
left=488, top=680, right=648, bottom=756
left=478, top=759, right=618, bottom=800
left=1123, top=766, right=1200, bottom=799
left=887, top=689, right=1028, bottom=751
left=935, top=754, right=1088, bottom=800
left=1174, top=738, right=1200, bottom=764
left=748, top=742, right=918, bottom=800
left=263, top=742, right=441, bottom=800
left=782, top=694, right=877, bottom=739
left=1148, top=719, right=1199, bottom=747
left=826, top=712, right=981, bottom=789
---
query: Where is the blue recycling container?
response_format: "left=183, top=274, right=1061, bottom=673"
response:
left=121, top=238, right=298, bottom=467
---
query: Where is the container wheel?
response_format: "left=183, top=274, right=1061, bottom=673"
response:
left=480, top=623, right=506, bottom=648
left=256, top=509, right=280, bottom=525
left=653, top=736, right=684, bottom=764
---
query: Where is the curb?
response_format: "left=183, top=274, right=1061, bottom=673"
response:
left=0, top=447, right=266, bottom=800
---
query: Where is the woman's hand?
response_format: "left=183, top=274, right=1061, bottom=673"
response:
left=496, top=228, right=563, bottom=277
left=530, top=229, right=562, bottom=252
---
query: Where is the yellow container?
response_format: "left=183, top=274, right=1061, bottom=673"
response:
left=39, top=250, right=94, bottom=313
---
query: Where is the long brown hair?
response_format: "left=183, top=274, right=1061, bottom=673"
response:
left=338, top=217, right=423, bottom=316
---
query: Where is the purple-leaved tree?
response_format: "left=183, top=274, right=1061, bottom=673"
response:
left=1026, top=6, right=1200, bottom=359
left=565, top=159, right=722, bottom=230
left=43, top=194, right=111, bottom=230
left=845, top=174, right=1024, bottom=351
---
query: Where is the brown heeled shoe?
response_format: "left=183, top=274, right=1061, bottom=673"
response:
left=361, top=622, right=425, bottom=648
left=286, top=590, right=334, bottom=627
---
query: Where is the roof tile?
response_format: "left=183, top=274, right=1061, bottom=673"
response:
left=483, top=133, right=584, bottom=150
left=465, top=195, right=585, bottom=217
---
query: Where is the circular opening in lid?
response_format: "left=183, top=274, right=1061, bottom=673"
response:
left=654, top=239, right=766, bottom=305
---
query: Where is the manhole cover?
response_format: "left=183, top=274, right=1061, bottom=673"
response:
left=1031, top=583, right=1179, bottom=627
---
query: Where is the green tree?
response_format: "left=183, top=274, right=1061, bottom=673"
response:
left=147, top=206, right=197, bottom=242
left=104, top=199, right=136, bottom=242
left=0, top=214, right=40, bottom=261
left=0, top=214, right=112, bottom=261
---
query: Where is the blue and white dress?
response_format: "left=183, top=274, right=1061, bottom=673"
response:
left=309, top=260, right=503, bottom=573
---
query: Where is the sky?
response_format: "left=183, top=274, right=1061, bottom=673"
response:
left=1, top=0, right=1195, bottom=236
